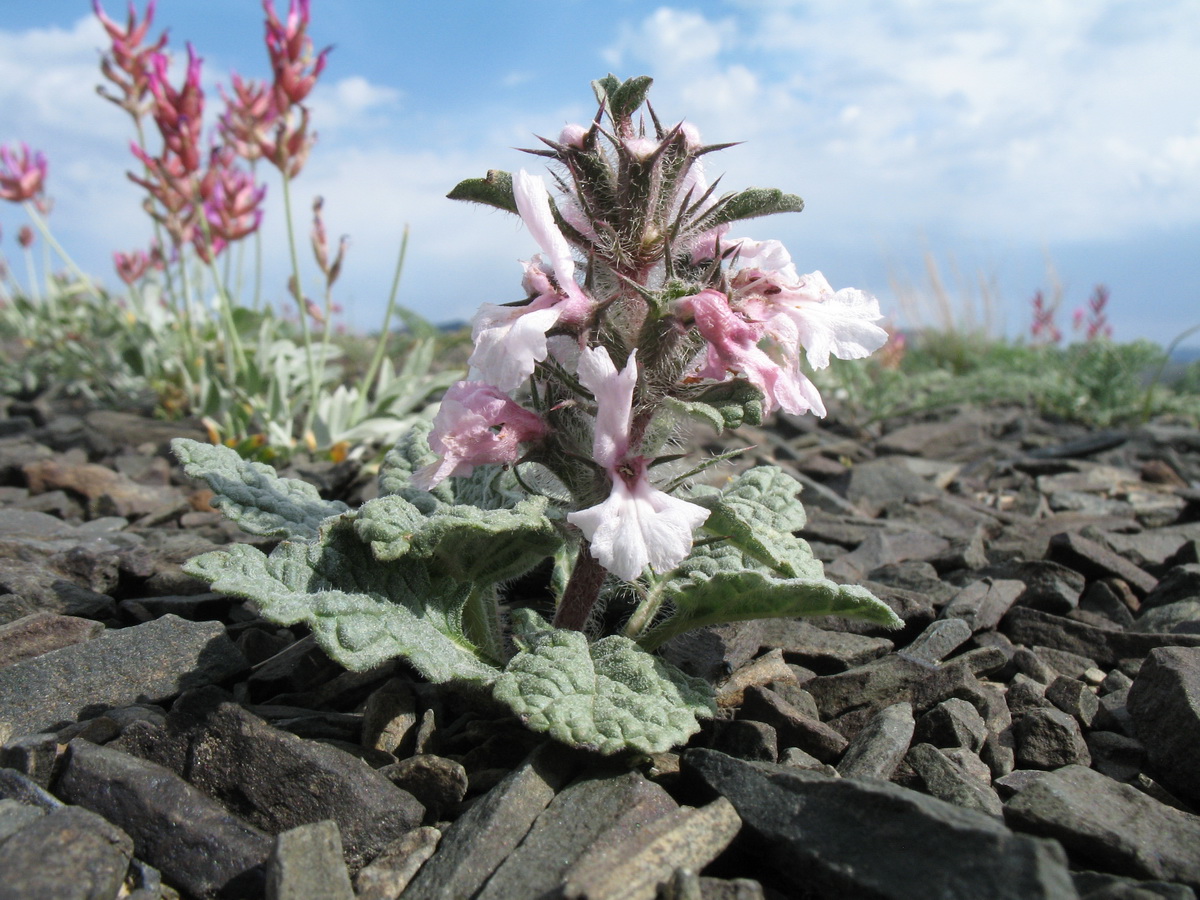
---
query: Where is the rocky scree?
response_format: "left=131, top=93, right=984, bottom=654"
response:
left=0, top=398, right=1199, bottom=898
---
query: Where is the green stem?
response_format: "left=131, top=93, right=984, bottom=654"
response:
left=554, top=543, right=608, bottom=631
left=462, top=585, right=506, bottom=666
left=280, top=169, right=322, bottom=442
left=353, top=226, right=410, bottom=423
left=22, top=246, right=41, bottom=306
left=22, top=203, right=100, bottom=303
left=623, top=579, right=666, bottom=643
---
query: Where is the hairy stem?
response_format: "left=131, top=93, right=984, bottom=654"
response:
left=554, top=542, right=607, bottom=631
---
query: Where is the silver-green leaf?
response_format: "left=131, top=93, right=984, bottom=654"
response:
left=182, top=518, right=499, bottom=682
left=493, top=625, right=716, bottom=755
left=172, top=438, right=348, bottom=540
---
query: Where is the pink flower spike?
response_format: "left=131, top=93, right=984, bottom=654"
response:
left=0, top=143, right=48, bottom=204
left=468, top=294, right=563, bottom=393
left=566, top=348, right=709, bottom=581
left=412, top=381, right=547, bottom=490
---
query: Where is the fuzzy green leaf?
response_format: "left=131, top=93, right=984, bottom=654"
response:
left=638, top=542, right=902, bottom=651
left=592, top=74, right=654, bottom=121
left=692, top=187, right=804, bottom=234
left=446, top=170, right=517, bottom=214
left=183, top=517, right=498, bottom=681
left=493, top=625, right=715, bottom=755
left=693, top=465, right=821, bottom=578
left=171, top=438, right=349, bottom=540
left=354, top=494, right=561, bottom=584
left=668, top=381, right=765, bottom=432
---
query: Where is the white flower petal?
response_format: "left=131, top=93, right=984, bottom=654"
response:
left=469, top=303, right=562, bottom=392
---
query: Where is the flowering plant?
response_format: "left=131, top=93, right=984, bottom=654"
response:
left=173, top=75, right=901, bottom=755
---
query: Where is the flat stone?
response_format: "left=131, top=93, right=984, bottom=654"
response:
left=265, top=820, right=354, bottom=900
left=709, top=718, right=778, bottom=763
left=0, top=798, right=43, bottom=843
left=401, top=742, right=578, bottom=900
left=755, top=619, right=893, bottom=672
left=836, top=701, right=915, bottom=780
left=562, top=797, right=743, bottom=900
left=1141, top=565, right=1200, bottom=610
left=1126, top=647, right=1200, bottom=804
left=845, top=457, right=943, bottom=518
left=478, top=769, right=680, bottom=900
left=378, top=754, right=468, bottom=820
left=23, top=457, right=181, bottom=519
left=353, top=827, right=441, bottom=900
left=1045, top=676, right=1100, bottom=727
left=661, top=621, right=765, bottom=682
left=0, top=612, right=104, bottom=668
left=683, top=748, right=1076, bottom=899
left=0, top=615, right=247, bottom=735
left=57, top=738, right=270, bottom=899
left=900, top=617, right=973, bottom=664
left=0, top=804, right=133, bottom=900
left=739, top=686, right=848, bottom=762
left=165, top=689, right=424, bottom=871
left=1002, top=607, right=1200, bottom=668
left=1005, top=764, right=1200, bottom=889
left=906, top=743, right=1004, bottom=817
left=1047, top=532, right=1159, bottom=597
left=715, top=648, right=796, bottom=709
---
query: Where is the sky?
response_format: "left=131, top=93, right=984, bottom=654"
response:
left=1, top=0, right=1198, bottom=349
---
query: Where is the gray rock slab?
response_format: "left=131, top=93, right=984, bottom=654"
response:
left=943, top=579, right=1027, bottom=631
left=1005, top=764, right=1200, bottom=889
left=683, top=748, right=1077, bottom=899
left=57, top=738, right=270, bottom=899
left=0, top=615, right=247, bottom=735
left=353, top=826, right=440, bottom=900
left=900, top=616, right=973, bottom=664
left=753, top=619, right=893, bottom=671
left=1002, top=607, right=1200, bottom=668
left=1013, top=707, right=1092, bottom=770
left=401, top=742, right=578, bottom=900
left=265, top=820, right=354, bottom=900
left=0, top=797, right=43, bottom=843
left=1126, top=647, right=1200, bottom=804
left=478, top=769, right=680, bottom=900
left=0, top=611, right=105, bottom=668
left=1047, top=532, right=1159, bottom=596
left=914, top=697, right=989, bottom=751
left=562, top=796, right=743, bottom=900
left=0, top=804, right=133, bottom=900
left=907, top=742, right=1004, bottom=817
left=739, top=686, right=848, bottom=762
left=836, top=701, right=915, bottom=780
left=167, top=689, right=424, bottom=871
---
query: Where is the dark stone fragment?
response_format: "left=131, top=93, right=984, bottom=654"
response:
left=1013, top=707, right=1092, bottom=770
left=1047, top=532, right=1159, bottom=597
left=378, top=754, right=468, bottom=820
left=1072, top=870, right=1196, bottom=900
left=402, top=742, right=578, bottom=900
left=1080, top=581, right=1137, bottom=629
left=1126, top=647, right=1200, bottom=804
left=709, top=718, right=779, bottom=763
left=942, top=579, right=1026, bottom=632
left=682, top=748, right=1075, bottom=899
left=739, top=686, right=847, bottom=762
left=57, top=739, right=269, bottom=899
left=0, top=732, right=59, bottom=787
left=1086, top=731, right=1146, bottom=783
left=1002, top=607, right=1200, bottom=669
left=836, top=702, right=915, bottom=780
left=0, top=766, right=62, bottom=810
left=906, top=742, right=1003, bottom=817
left=661, top=621, right=765, bottom=682
left=166, top=689, right=424, bottom=871
left=754, top=619, right=892, bottom=673
left=0, top=804, right=133, bottom=900
left=899, top=616, right=973, bottom=664
left=1005, top=764, right=1200, bottom=889
left=1141, top=565, right=1200, bottom=610
left=1045, top=676, right=1100, bottom=727
left=913, top=698, right=988, bottom=751
left=0, top=614, right=247, bottom=735
left=265, top=820, right=355, bottom=900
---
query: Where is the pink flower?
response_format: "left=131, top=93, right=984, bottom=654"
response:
left=413, top=382, right=547, bottom=490
left=685, top=289, right=826, bottom=417
left=114, top=249, right=151, bottom=284
left=263, top=0, right=330, bottom=110
left=468, top=170, right=591, bottom=391
left=0, top=143, right=48, bottom=204
left=566, top=348, right=709, bottom=581
left=146, top=44, right=205, bottom=174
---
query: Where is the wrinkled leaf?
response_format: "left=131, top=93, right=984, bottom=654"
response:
left=183, top=517, right=499, bottom=681
left=494, top=620, right=715, bottom=755
left=692, top=465, right=822, bottom=578
left=446, top=170, right=517, bottom=214
left=354, top=494, right=561, bottom=584
left=637, top=542, right=902, bottom=651
left=667, top=380, right=765, bottom=432
left=172, top=438, right=348, bottom=540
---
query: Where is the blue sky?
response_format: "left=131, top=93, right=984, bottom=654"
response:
left=1, top=0, right=1198, bottom=348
